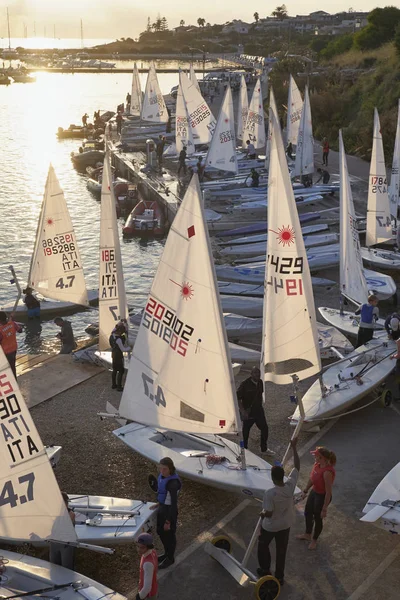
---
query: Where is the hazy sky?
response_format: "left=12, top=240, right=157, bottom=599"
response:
left=0, top=0, right=396, bottom=40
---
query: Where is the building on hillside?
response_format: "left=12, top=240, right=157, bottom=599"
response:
left=222, top=20, right=250, bottom=34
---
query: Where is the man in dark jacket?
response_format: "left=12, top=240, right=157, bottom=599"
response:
left=237, top=367, right=274, bottom=455
left=54, top=317, right=77, bottom=354
left=109, top=321, right=131, bottom=391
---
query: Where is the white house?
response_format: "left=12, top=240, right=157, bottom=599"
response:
left=222, top=20, right=250, bottom=34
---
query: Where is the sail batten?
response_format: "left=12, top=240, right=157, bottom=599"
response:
left=206, top=86, right=238, bottom=173
left=242, top=78, right=265, bottom=150
left=28, top=165, right=88, bottom=305
left=294, top=85, right=313, bottom=178
left=118, top=175, right=239, bottom=434
left=262, top=112, right=321, bottom=384
left=141, top=62, right=168, bottom=123
left=339, top=130, right=368, bottom=306
left=98, top=151, right=128, bottom=350
left=0, top=347, right=77, bottom=544
left=366, top=109, right=392, bottom=246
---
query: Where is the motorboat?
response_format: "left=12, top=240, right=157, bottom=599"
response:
left=123, top=199, right=165, bottom=236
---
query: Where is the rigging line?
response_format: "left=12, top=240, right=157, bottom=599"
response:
left=306, top=393, right=383, bottom=423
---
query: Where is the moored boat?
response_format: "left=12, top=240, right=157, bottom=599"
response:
left=123, top=199, right=165, bottom=236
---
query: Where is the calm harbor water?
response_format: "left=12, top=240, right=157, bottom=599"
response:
left=0, top=67, right=184, bottom=353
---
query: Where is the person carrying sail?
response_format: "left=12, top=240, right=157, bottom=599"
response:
left=150, top=457, right=181, bottom=569
left=0, top=311, right=22, bottom=377
left=110, top=321, right=131, bottom=391
left=23, top=287, right=40, bottom=319
left=135, top=533, right=159, bottom=600
left=237, top=367, right=275, bottom=456
left=355, top=294, right=379, bottom=348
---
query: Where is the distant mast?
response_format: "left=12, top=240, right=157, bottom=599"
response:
left=7, top=7, right=11, bottom=50
left=80, top=19, right=84, bottom=48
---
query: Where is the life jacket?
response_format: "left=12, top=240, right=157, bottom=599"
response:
left=0, top=322, right=17, bottom=354
left=360, top=303, right=374, bottom=324
left=157, top=472, right=181, bottom=504
left=139, top=549, right=158, bottom=598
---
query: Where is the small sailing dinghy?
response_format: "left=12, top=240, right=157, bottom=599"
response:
left=319, top=131, right=395, bottom=337
left=361, top=461, right=400, bottom=534
left=0, top=345, right=157, bottom=548
left=360, top=108, right=400, bottom=270
left=242, top=77, right=265, bottom=151
left=0, top=550, right=126, bottom=600
left=389, top=100, right=400, bottom=222
left=292, top=131, right=396, bottom=427
left=108, top=175, right=275, bottom=499
left=129, top=62, right=142, bottom=117
left=286, top=74, right=303, bottom=151
left=141, top=62, right=168, bottom=123
left=24, top=165, right=90, bottom=312
left=206, top=85, right=238, bottom=174
left=236, top=74, right=249, bottom=143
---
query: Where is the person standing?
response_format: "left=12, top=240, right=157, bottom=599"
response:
left=237, top=367, right=275, bottom=456
left=54, top=317, right=77, bottom=354
left=116, top=112, right=123, bottom=136
left=322, top=138, right=329, bottom=166
left=82, top=113, right=88, bottom=127
left=49, top=492, right=76, bottom=569
left=286, top=142, right=293, bottom=160
left=258, top=438, right=300, bottom=585
left=246, top=140, right=257, bottom=160
left=355, top=294, right=379, bottom=348
left=135, top=533, right=158, bottom=600
left=150, top=457, right=181, bottom=569
left=23, top=287, right=40, bottom=319
left=109, top=321, right=131, bottom=391
left=0, top=312, right=22, bottom=377
left=177, top=145, right=187, bottom=177
left=250, top=168, right=260, bottom=188
left=296, top=446, right=336, bottom=550
left=156, top=134, right=166, bottom=169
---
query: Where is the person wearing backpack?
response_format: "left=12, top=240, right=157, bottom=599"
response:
left=109, top=321, right=131, bottom=391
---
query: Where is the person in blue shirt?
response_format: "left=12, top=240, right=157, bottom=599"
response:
left=355, top=294, right=379, bottom=348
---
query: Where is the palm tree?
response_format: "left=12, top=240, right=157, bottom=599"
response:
left=253, top=12, right=259, bottom=23
left=272, top=4, right=288, bottom=19
left=179, top=19, right=185, bottom=27
left=197, top=17, right=206, bottom=27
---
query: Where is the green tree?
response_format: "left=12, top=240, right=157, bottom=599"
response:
left=395, top=22, right=400, bottom=57
left=179, top=19, right=185, bottom=27
left=320, top=33, right=354, bottom=59
left=254, top=12, right=259, bottom=23
left=197, top=17, right=206, bottom=27
left=160, top=16, right=168, bottom=30
left=354, top=6, right=400, bottom=51
left=272, top=5, right=288, bottom=20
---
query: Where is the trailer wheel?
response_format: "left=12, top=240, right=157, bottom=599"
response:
left=254, top=575, right=280, bottom=600
left=210, top=535, right=232, bottom=553
left=381, top=389, right=393, bottom=407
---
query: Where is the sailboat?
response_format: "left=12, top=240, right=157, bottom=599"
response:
left=389, top=99, right=400, bottom=222
left=189, top=63, right=201, bottom=93
left=242, top=77, right=265, bottom=150
left=292, top=133, right=396, bottom=427
left=360, top=108, right=400, bottom=270
left=129, top=62, right=142, bottom=117
left=109, top=175, right=274, bottom=499
left=236, top=74, right=249, bottom=143
left=293, top=85, right=313, bottom=181
left=361, top=461, right=400, bottom=534
left=0, top=344, right=156, bottom=551
left=180, top=70, right=216, bottom=144
left=262, top=109, right=321, bottom=387
left=175, top=71, right=195, bottom=156
left=98, top=150, right=128, bottom=350
left=141, top=62, right=168, bottom=123
left=264, top=87, right=279, bottom=172
left=205, top=86, right=238, bottom=173
left=286, top=74, right=303, bottom=147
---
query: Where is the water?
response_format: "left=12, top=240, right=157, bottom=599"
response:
left=2, top=38, right=114, bottom=50
left=0, top=68, right=183, bottom=353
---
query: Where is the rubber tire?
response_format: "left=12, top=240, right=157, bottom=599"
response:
left=381, top=389, right=393, bottom=407
left=254, top=575, right=280, bottom=600
left=210, top=535, right=232, bottom=553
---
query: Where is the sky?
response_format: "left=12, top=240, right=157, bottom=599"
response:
left=0, top=0, right=398, bottom=41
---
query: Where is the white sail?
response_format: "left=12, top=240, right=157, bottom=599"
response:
left=294, top=85, right=314, bottom=178
left=119, top=175, right=239, bottom=434
left=189, top=63, right=201, bottom=93
left=242, top=78, right=266, bottom=150
left=286, top=74, right=303, bottom=146
left=264, top=87, right=279, bottom=172
left=366, top=108, right=392, bottom=246
left=176, top=72, right=195, bottom=156
left=262, top=112, right=321, bottom=384
left=28, top=165, right=88, bottom=305
left=99, top=152, right=128, bottom=351
left=339, top=130, right=368, bottom=306
left=180, top=71, right=216, bottom=144
left=141, top=62, right=168, bottom=123
left=205, top=86, right=238, bottom=173
left=389, top=99, right=400, bottom=220
left=130, top=62, right=142, bottom=117
left=0, top=346, right=77, bottom=543
left=236, top=74, right=248, bottom=142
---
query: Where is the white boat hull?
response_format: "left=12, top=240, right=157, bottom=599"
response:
left=113, top=423, right=278, bottom=499
left=361, top=462, right=400, bottom=534
left=1, top=289, right=99, bottom=321
left=318, top=307, right=385, bottom=337
left=218, top=223, right=329, bottom=246
left=361, top=247, right=400, bottom=271
left=291, top=338, right=396, bottom=426
left=0, top=550, right=126, bottom=600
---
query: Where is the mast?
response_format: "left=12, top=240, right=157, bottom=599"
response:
left=7, top=7, right=11, bottom=50
left=81, top=19, right=84, bottom=48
